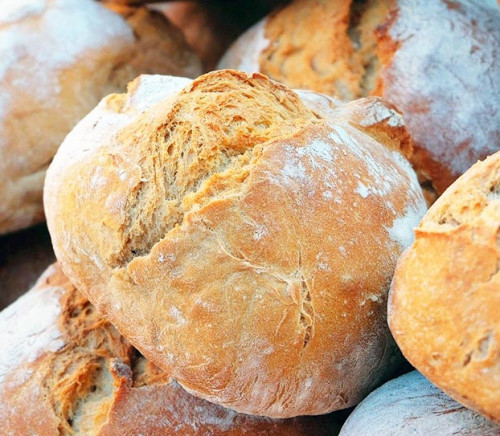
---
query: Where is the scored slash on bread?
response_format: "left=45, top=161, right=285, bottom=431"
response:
left=45, top=69, right=426, bottom=418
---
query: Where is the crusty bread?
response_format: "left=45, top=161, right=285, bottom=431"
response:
left=389, top=151, right=500, bottom=422
left=45, top=70, right=426, bottom=417
left=218, top=0, right=500, bottom=196
left=0, top=263, right=341, bottom=435
left=339, top=371, right=500, bottom=435
left=0, top=0, right=202, bottom=235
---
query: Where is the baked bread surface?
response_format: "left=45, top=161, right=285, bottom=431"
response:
left=45, top=70, right=426, bottom=417
left=0, top=263, right=340, bottom=435
left=389, top=151, right=500, bottom=422
left=218, top=0, right=500, bottom=195
left=0, top=0, right=202, bottom=235
left=339, top=371, right=500, bottom=435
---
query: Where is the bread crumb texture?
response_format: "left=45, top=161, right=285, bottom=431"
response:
left=0, top=0, right=201, bottom=235
left=0, top=264, right=341, bottom=435
left=389, top=151, right=500, bottom=422
left=339, top=371, right=500, bottom=435
left=219, top=0, right=500, bottom=195
left=45, top=70, right=426, bottom=417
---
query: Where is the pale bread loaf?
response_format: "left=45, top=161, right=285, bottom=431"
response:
left=339, top=371, right=500, bottom=435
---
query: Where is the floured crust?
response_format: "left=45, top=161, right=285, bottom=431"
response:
left=0, top=263, right=341, bottom=435
left=0, top=0, right=201, bottom=235
left=45, top=70, right=426, bottom=417
left=375, top=0, right=500, bottom=194
left=339, top=371, right=500, bottom=435
left=218, top=0, right=500, bottom=197
left=389, top=151, right=500, bottom=422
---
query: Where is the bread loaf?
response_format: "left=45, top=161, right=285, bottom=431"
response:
left=218, top=0, right=500, bottom=195
left=0, top=263, right=341, bottom=435
left=389, top=151, right=500, bottom=422
left=339, top=371, right=500, bottom=435
left=0, top=0, right=202, bottom=235
left=44, top=70, right=426, bottom=417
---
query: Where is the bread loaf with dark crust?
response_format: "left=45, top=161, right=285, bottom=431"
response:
left=389, top=151, right=500, bottom=422
left=44, top=70, right=426, bottom=418
left=218, top=0, right=500, bottom=196
left=0, top=263, right=341, bottom=435
left=339, top=371, right=500, bottom=435
left=0, top=0, right=202, bottom=235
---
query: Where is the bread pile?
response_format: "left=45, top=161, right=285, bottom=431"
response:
left=219, top=0, right=500, bottom=197
left=0, top=0, right=201, bottom=235
left=0, top=0, right=499, bottom=434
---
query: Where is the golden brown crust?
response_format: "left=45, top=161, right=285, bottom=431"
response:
left=219, top=0, right=500, bottom=197
left=389, top=151, right=500, bottom=422
left=0, top=0, right=201, bottom=235
left=0, top=263, right=341, bottom=435
left=45, top=70, right=426, bottom=417
left=260, top=0, right=392, bottom=100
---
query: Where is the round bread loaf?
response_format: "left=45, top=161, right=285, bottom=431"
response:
left=0, top=263, right=340, bottom=435
left=218, top=0, right=500, bottom=196
left=0, top=0, right=202, bottom=235
left=45, top=70, right=426, bottom=417
left=339, top=371, right=500, bottom=435
left=389, top=151, right=500, bottom=422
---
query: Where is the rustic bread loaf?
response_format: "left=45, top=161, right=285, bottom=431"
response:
left=45, top=70, right=426, bottom=417
left=0, top=263, right=341, bottom=435
left=389, top=151, right=500, bottom=422
left=339, top=371, right=500, bottom=435
left=0, top=0, right=202, bottom=235
left=218, top=0, right=500, bottom=195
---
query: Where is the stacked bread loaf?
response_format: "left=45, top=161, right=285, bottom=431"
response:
left=1, top=0, right=499, bottom=434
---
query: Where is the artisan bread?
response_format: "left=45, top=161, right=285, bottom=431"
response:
left=389, top=151, right=500, bottom=422
left=0, top=0, right=201, bottom=235
left=0, top=263, right=341, bottom=435
left=339, top=371, right=500, bottom=435
left=218, top=0, right=500, bottom=195
left=45, top=70, right=426, bottom=417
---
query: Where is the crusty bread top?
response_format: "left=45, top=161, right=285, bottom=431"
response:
left=339, top=371, right=500, bottom=436
left=0, top=263, right=341, bottom=435
left=0, top=0, right=202, bottom=235
left=389, top=151, right=500, bottom=422
left=45, top=70, right=426, bottom=417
